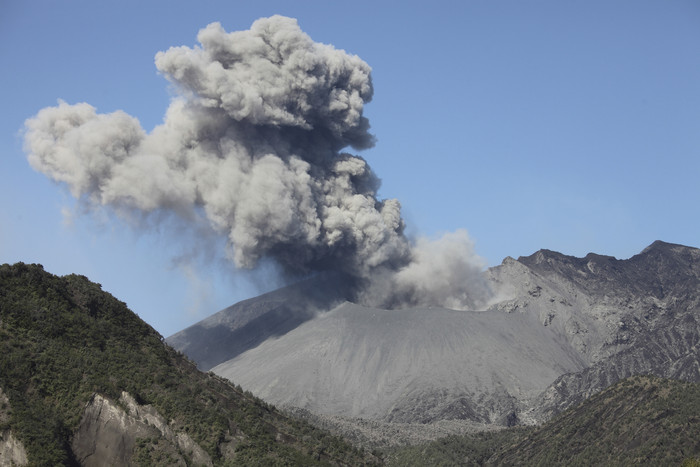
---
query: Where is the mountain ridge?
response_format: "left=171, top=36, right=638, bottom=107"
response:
left=169, top=240, right=700, bottom=431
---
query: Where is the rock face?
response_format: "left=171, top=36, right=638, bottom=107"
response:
left=0, top=431, right=27, bottom=467
left=170, top=241, right=700, bottom=426
left=0, top=389, right=28, bottom=467
left=520, top=241, right=700, bottom=420
left=72, top=392, right=212, bottom=467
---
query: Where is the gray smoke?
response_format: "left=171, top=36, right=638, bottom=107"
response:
left=24, top=15, right=491, bottom=310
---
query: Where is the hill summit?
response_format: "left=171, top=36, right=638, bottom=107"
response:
left=0, top=262, right=377, bottom=466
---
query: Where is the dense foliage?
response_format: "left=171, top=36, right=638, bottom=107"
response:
left=388, top=375, right=700, bottom=466
left=384, top=427, right=532, bottom=466
left=492, top=375, right=700, bottom=465
left=0, top=262, right=377, bottom=466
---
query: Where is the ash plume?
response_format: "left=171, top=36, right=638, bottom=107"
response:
left=24, top=15, right=491, bottom=310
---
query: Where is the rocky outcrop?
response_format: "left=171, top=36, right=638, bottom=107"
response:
left=71, top=392, right=212, bottom=466
left=0, top=431, right=27, bottom=467
left=0, top=388, right=28, bottom=466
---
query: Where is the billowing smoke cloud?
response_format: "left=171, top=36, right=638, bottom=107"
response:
left=24, top=15, right=491, bottom=310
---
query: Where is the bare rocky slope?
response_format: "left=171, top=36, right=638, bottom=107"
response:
left=168, top=241, right=700, bottom=430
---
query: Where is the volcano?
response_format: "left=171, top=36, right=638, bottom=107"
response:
left=167, top=241, right=700, bottom=429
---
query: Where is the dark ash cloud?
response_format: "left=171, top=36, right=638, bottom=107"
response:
left=24, top=15, right=491, bottom=310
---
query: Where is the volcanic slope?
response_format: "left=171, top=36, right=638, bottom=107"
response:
left=173, top=241, right=700, bottom=427
left=213, top=303, right=585, bottom=424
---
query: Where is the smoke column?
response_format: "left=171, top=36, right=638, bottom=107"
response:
left=24, top=15, right=491, bottom=310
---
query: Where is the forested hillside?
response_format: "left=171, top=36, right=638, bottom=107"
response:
left=0, top=262, right=377, bottom=466
left=388, top=375, right=700, bottom=466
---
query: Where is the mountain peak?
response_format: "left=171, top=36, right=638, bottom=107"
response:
left=640, top=240, right=696, bottom=256
left=517, top=248, right=571, bottom=266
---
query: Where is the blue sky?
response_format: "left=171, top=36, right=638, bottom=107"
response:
left=2, top=1, right=699, bottom=336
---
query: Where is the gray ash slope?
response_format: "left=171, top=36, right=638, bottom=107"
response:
left=168, top=241, right=700, bottom=426
left=213, top=303, right=585, bottom=424
left=167, top=272, right=356, bottom=371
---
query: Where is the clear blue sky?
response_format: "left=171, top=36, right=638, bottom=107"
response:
left=2, top=1, right=699, bottom=336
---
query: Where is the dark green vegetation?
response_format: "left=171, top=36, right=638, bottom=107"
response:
left=494, top=375, right=700, bottom=466
left=384, top=428, right=532, bottom=467
left=0, top=263, right=378, bottom=466
left=388, top=375, right=700, bottom=466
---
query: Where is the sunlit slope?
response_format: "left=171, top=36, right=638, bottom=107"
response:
left=213, top=302, right=586, bottom=423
